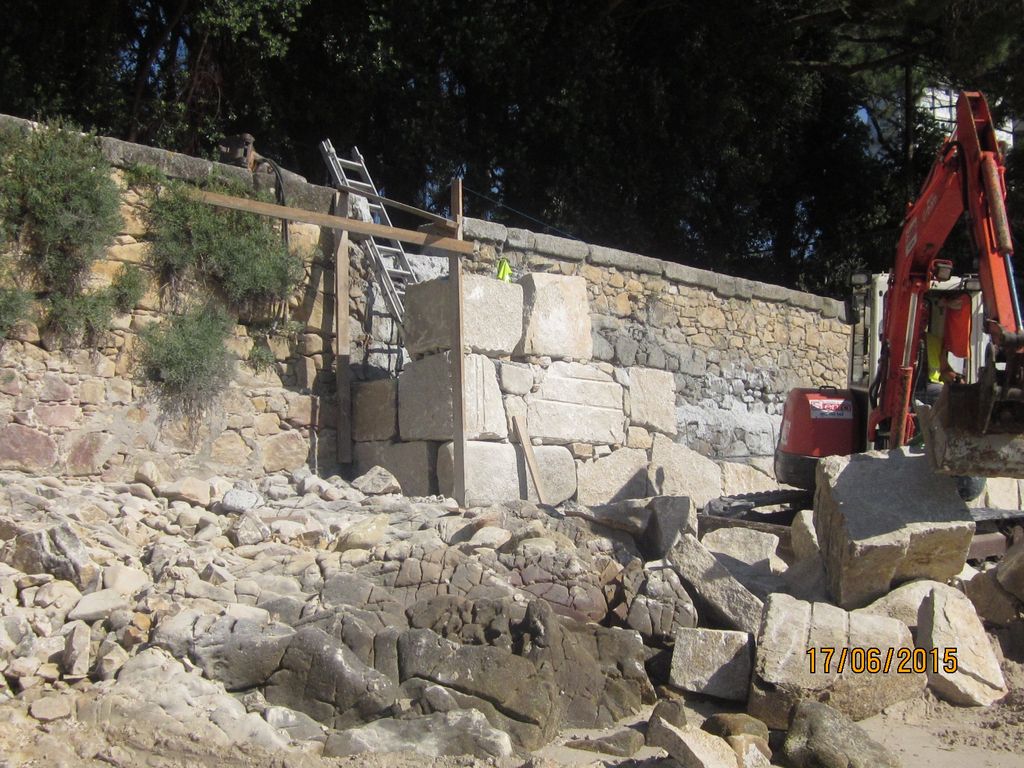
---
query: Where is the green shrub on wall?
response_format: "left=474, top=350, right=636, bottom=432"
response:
left=137, top=304, right=234, bottom=420
left=148, top=179, right=302, bottom=309
left=0, top=287, right=30, bottom=338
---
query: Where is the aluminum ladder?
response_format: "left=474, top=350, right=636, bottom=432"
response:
left=318, top=140, right=418, bottom=335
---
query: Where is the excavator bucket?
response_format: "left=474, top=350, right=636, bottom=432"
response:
left=919, top=379, right=1024, bottom=479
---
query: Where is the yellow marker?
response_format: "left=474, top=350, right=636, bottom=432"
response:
left=496, top=257, right=512, bottom=282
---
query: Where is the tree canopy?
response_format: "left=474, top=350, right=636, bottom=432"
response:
left=2, top=0, right=1022, bottom=295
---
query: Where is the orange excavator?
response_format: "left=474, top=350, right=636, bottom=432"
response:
left=774, top=91, right=1024, bottom=491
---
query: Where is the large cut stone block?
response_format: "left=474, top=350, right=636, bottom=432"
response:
left=748, top=593, right=924, bottom=729
left=667, top=534, right=763, bottom=634
left=627, top=367, right=677, bottom=435
left=647, top=434, right=723, bottom=511
left=670, top=628, right=752, bottom=701
left=352, top=379, right=398, bottom=442
left=353, top=441, right=438, bottom=497
left=403, top=274, right=524, bottom=356
left=814, top=448, right=974, bottom=609
left=517, top=273, right=592, bottom=360
left=576, top=448, right=649, bottom=505
left=398, top=352, right=507, bottom=441
left=437, top=441, right=576, bottom=506
left=525, top=363, right=624, bottom=445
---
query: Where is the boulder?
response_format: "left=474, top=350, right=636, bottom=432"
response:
left=625, top=561, right=698, bottom=641
left=157, top=476, right=211, bottom=507
left=191, top=616, right=296, bottom=691
left=718, top=461, right=778, bottom=496
left=700, top=527, right=786, bottom=593
left=814, top=448, right=974, bottom=608
left=855, top=579, right=939, bottom=633
left=790, top=509, right=819, bottom=562
left=0, top=424, right=58, bottom=472
left=648, top=434, right=724, bottom=511
left=403, top=274, right=524, bottom=357
left=576, top=448, right=649, bottom=505
left=260, top=431, right=308, bottom=473
left=965, top=567, right=1021, bottom=626
left=324, top=709, right=514, bottom=758
left=667, top=534, right=763, bottom=634
left=437, top=440, right=576, bottom=506
left=670, top=627, right=752, bottom=701
left=61, top=620, right=91, bottom=678
left=627, top=366, right=677, bottom=435
left=565, top=727, right=645, bottom=757
left=218, top=487, right=262, bottom=514
left=498, top=361, right=534, bottom=395
left=646, top=718, right=739, bottom=768
left=748, top=593, right=924, bottom=729
left=517, top=273, right=592, bottom=360
left=781, top=701, right=899, bottom=768
left=227, top=514, right=270, bottom=547
left=352, top=465, right=402, bottom=495
left=918, top=584, right=1007, bottom=706
left=2, top=523, right=98, bottom=590
left=525, top=363, right=625, bottom=445
left=399, top=352, right=507, bottom=441
left=352, top=379, right=399, bottom=441
left=67, top=588, right=128, bottom=622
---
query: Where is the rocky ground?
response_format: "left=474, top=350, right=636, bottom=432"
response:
left=0, top=461, right=1022, bottom=768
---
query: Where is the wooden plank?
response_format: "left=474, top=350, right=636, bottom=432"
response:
left=512, top=415, right=549, bottom=505
left=191, top=189, right=474, bottom=254
left=449, top=178, right=467, bottom=507
left=332, top=191, right=352, bottom=465
left=329, top=180, right=456, bottom=229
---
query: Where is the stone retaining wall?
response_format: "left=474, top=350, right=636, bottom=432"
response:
left=459, top=220, right=851, bottom=460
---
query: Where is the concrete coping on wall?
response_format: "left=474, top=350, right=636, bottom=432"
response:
left=464, top=216, right=849, bottom=322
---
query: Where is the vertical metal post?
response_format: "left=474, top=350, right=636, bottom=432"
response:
left=333, top=191, right=352, bottom=466
left=449, top=178, right=466, bottom=506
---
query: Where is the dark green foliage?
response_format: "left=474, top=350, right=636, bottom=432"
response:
left=148, top=180, right=302, bottom=308
left=0, top=120, right=121, bottom=293
left=47, top=291, right=113, bottom=346
left=246, top=342, right=277, bottom=374
left=0, top=287, right=31, bottom=338
left=137, top=305, right=234, bottom=418
left=122, top=163, right=165, bottom=188
left=110, top=264, right=146, bottom=313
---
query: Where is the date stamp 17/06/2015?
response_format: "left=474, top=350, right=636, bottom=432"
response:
left=806, top=646, right=957, bottom=675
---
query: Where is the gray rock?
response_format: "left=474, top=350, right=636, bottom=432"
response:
left=576, top=448, right=649, bottom=505
left=628, top=366, right=677, bottom=435
left=323, top=709, right=513, bottom=758
left=667, top=534, right=763, bottom=634
left=353, top=441, right=437, bottom=497
left=670, top=627, right=752, bottom=701
left=748, top=593, right=924, bottom=729
left=156, top=476, right=211, bottom=507
left=855, top=579, right=939, bottom=632
left=219, top=487, right=262, bottom=514
left=643, top=496, right=697, bottom=558
left=647, top=434, right=723, bottom=511
left=61, top=620, right=91, bottom=678
left=517, top=273, right=592, bottom=360
left=782, top=701, right=899, bottom=768
left=525, top=363, right=625, bottom=445
left=918, top=584, right=1007, bottom=706
left=498, top=361, right=534, bottom=396
left=352, top=465, right=402, bottom=495
left=227, top=514, right=270, bottom=547
left=102, top=564, right=151, bottom=596
left=996, top=538, right=1024, bottom=602
left=646, top=718, right=739, bottom=768
left=262, top=705, right=326, bottom=742
left=565, top=727, right=645, bottom=757
left=29, top=696, right=72, bottom=722
left=192, top=616, right=296, bottom=690
left=965, top=567, right=1022, bottom=626
left=2, top=523, right=99, bottom=590
left=625, top=562, right=698, bottom=641
left=814, top=448, right=974, bottom=609
left=67, top=588, right=129, bottom=622
left=791, top=509, right=819, bottom=563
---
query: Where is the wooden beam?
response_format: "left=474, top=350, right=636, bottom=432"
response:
left=191, top=189, right=474, bottom=254
left=328, top=181, right=456, bottom=229
left=512, top=415, right=549, bottom=505
left=332, top=191, right=352, bottom=465
left=449, top=178, right=467, bottom=507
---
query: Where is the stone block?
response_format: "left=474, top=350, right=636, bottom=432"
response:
left=646, top=719, right=738, bottom=768
left=748, top=593, right=924, bottom=729
left=627, top=367, right=677, bottom=434
left=353, top=441, right=438, bottom=498
left=996, top=539, right=1024, bottom=602
left=437, top=441, right=577, bottom=506
left=517, top=273, right=592, bottom=360
left=403, top=274, right=524, bottom=356
left=352, top=379, right=398, bottom=442
left=648, top=434, right=723, bottom=511
left=966, top=567, right=1021, bottom=626
left=670, top=627, right=752, bottom=701
left=498, top=362, right=534, bottom=395
left=398, top=353, right=507, bottom=442
left=260, top=431, right=309, bottom=473
left=0, top=424, right=58, bottom=473
left=576, top=448, right=649, bottom=505
left=667, top=534, right=763, bottom=634
left=918, top=584, right=1007, bottom=706
left=525, top=363, right=624, bottom=445
left=814, top=449, right=974, bottom=609
left=719, top=462, right=778, bottom=496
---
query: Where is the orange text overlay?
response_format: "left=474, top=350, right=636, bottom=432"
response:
left=805, top=646, right=957, bottom=675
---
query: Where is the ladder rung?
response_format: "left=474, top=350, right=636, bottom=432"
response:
left=376, top=244, right=403, bottom=253
left=387, top=268, right=413, bottom=277
left=347, top=179, right=374, bottom=190
left=335, top=157, right=363, bottom=171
